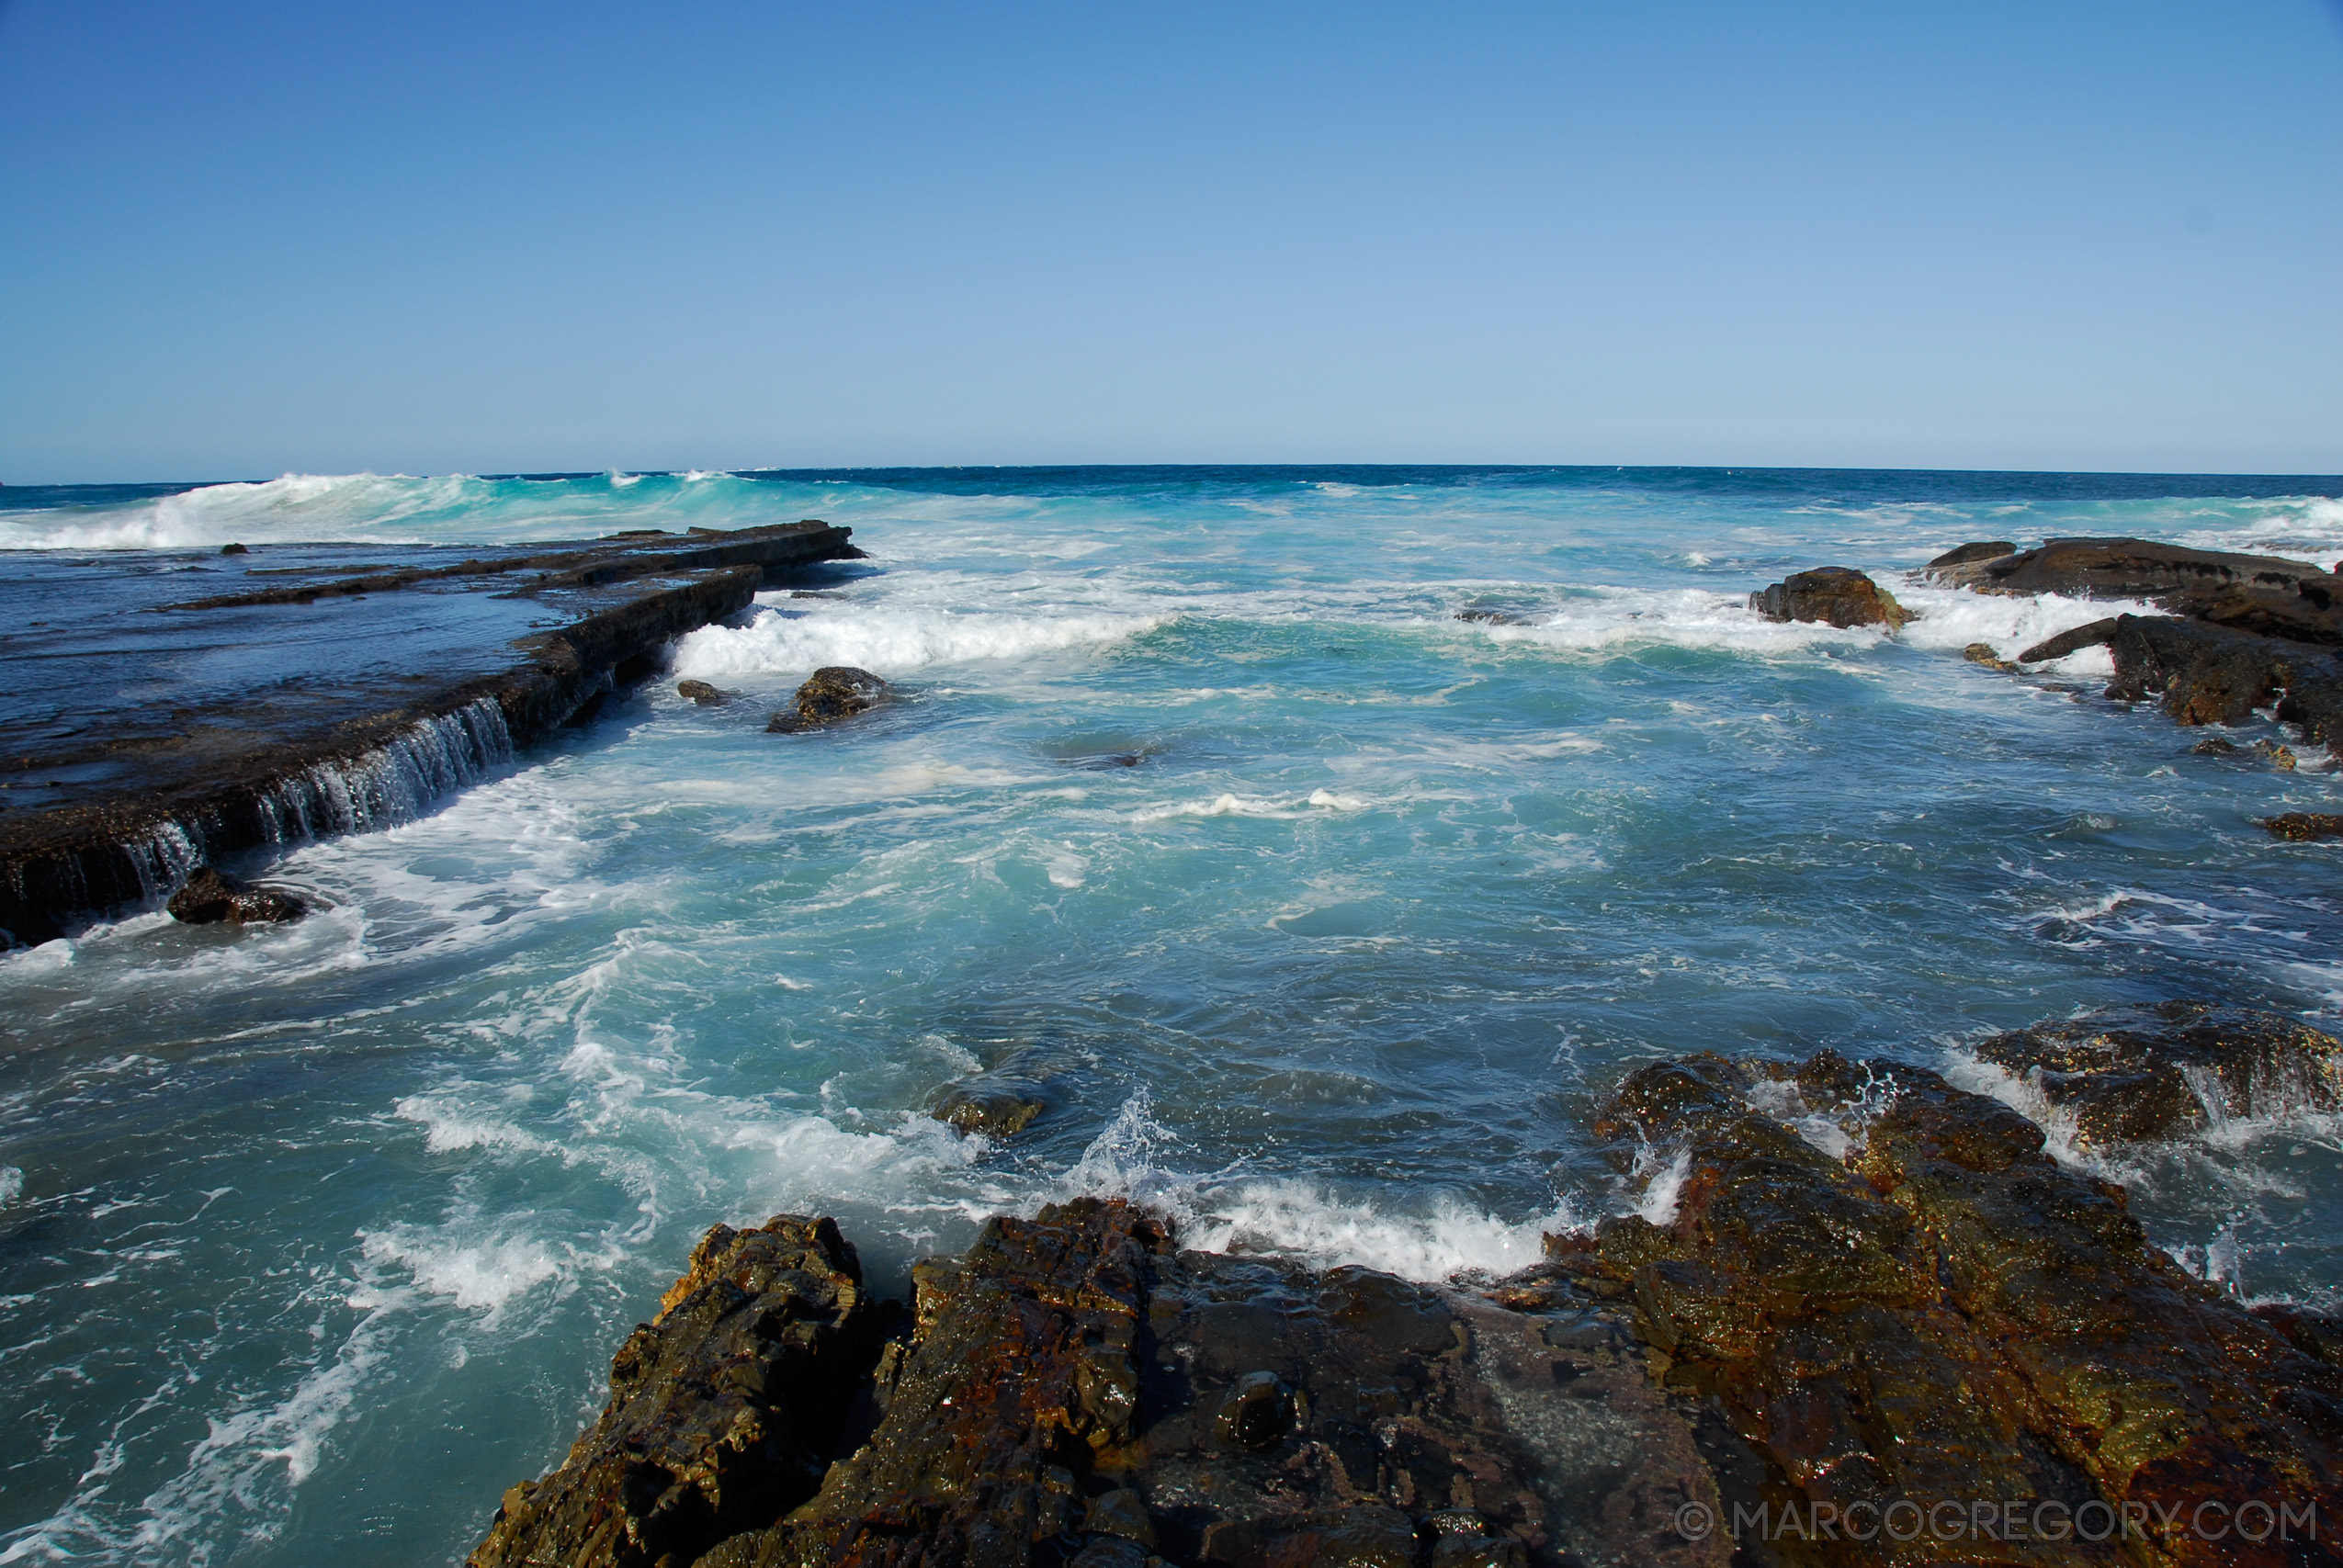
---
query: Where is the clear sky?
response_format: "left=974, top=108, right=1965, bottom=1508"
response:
left=4, top=1, right=2341, bottom=481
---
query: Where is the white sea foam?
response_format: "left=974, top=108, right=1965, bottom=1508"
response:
left=357, top=1226, right=576, bottom=1315
left=672, top=603, right=1165, bottom=677
left=0, top=1168, right=20, bottom=1206
left=1130, top=790, right=1371, bottom=824
left=1058, top=1093, right=1571, bottom=1280
left=1483, top=585, right=1878, bottom=655
left=1892, top=580, right=2155, bottom=671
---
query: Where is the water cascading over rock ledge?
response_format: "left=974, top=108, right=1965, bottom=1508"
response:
left=469, top=1027, right=2343, bottom=1568
left=0, top=520, right=858, bottom=943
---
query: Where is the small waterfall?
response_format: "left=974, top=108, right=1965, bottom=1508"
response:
left=257, top=697, right=515, bottom=844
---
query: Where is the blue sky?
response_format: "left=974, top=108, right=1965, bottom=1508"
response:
left=4, top=1, right=2340, bottom=480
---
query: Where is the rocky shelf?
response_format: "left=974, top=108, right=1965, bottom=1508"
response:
left=470, top=1007, right=2343, bottom=1568
left=0, top=521, right=857, bottom=944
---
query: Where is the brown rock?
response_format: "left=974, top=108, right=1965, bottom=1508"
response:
left=1927, top=540, right=2018, bottom=569
left=467, top=1215, right=899, bottom=1568
left=1576, top=1049, right=2343, bottom=1563
left=2266, top=813, right=2343, bottom=842
left=165, top=866, right=304, bottom=925
left=2258, top=739, right=2300, bottom=770
left=2016, top=616, right=2122, bottom=663
left=1748, top=567, right=1912, bottom=631
left=766, top=667, right=889, bottom=733
left=1935, top=535, right=2335, bottom=603
left=1962, top=642, right=2017, bottom=671
left=1975, top=1001, right=2343, bottom=1148
left=676, top=680, right=730, bottom=706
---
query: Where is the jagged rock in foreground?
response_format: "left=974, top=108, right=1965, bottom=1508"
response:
left=768, top=668, right=892, bottom=733
left=1973, top=1000, right=2343, bottom=1149
left=470, top=1216, right=901, bottom=1568
left=2267, top=812, right=2343, bottom=842
left=475, top=1198, right=1723, bottom=1568
left=475, top=1047, right=2343, bottom=1567
left=1749, top=567, right=1912, bottom=631
left=1556, top=1051, right=2343, bottom=1567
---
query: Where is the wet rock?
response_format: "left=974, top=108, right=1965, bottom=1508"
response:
left=928, top=1072, right=1050, bottom=1139
left=1974, top=1000, right=2343, bottom=1148
left=1211, top=1370, right=1295, bottom=1451
left=220, top=542, right=249, bottom=556
left=2265, top=812, right=2343, bottom=842
left=2192, top=736, right=2239, bottom=756
left=1926, top=539, right=2018, bottom=569
left=1961, top=641, right=2017, bottom=671
left=1565, top=1048, right=2343, bottom=1561
left=165, top=865, right=304, bottom=924
left=676, top=679, right=730, bottom=706
left=1933, top=535, right=2336, bottom=603
left=2016, top=615, right=2121, bottom=664
left=468, top=1215, right=900, bottom=1568
left=482, top=1199, right=1727, bottom=1568
left=765, top=667, right=889, bottom=733
left=2104, top=614, right=2304, bottom=725
left=1748, top=566, right=1911, bottom=631
left=2258, top=739, right=2300, bottom=770
left=1456, top=609, right=1531, bottom=626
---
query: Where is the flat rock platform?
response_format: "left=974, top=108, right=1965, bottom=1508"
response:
left=0, top=521, right=857, bottom=944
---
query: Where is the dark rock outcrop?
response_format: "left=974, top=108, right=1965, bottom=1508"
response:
left=470, top=1216, right=900, bottom=1568
left=678, top=680, right=730, bottom=706
left=2016, top=616, right=2121, bottom=664
left=1748, top=567, right=1911, bottom=631
left=1927, top=540, right=2017, bottom=569
left=1930, top=536, right=2337, bottom=604
left=476, top=1053, right=2343, bottom=1568
left=2266, top=813, right=2343, bottom=842
left=164, top=865, right=304, bottom=924
left=1554, top=1050, right=2343, bottom=1566
left=767, top=668, right=890, bottom=734
left=2105, top=614, right=2308, bottom=726
left=479, top=1200, right=1725, bottom=1568
left=1974, top=1001, right=2343, bottom=1148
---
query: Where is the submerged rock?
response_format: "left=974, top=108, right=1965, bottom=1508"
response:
left=928, top=1072, right=1051, bottom=1139
left=2258, top=739, right=2300, bottom=770
left=2193, top=736, right=2240, bottom=756
left=1974, top=1000, right=2343, bottom=1148
left=2265, top=812, right=2343, bottom=842
left=165, top=865, right=304, bottom=924
left=1748, top=566, right=1911, bottom=631
left=1961, top=641, right=2016, bottom=671
left=766, top=667, right=889, bottom=733
left=220, top=541, right=249, bottom=556
left=676, top=679, right=730, bottom=706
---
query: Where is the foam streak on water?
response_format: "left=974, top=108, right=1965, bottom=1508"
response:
left=6, top=466, right=2343, bottom=1564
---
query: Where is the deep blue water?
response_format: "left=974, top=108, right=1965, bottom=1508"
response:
left=4, top=465, right=2343, bottom=1565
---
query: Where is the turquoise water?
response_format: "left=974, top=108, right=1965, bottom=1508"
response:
left=6, top=466, right=2343, bottom=1564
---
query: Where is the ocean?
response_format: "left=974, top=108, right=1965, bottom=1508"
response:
left=4, top=464, right=2342, bottom=1564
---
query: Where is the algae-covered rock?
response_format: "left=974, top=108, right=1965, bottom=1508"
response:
left=1749, top=566, right=1911, bottom=631
left=766, top=667, right=889, bottom=733
left=1975, top=1000, right=2343, bottom=1148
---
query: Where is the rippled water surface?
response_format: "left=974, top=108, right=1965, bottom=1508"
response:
left=7, top=465, right=2343, bottom=1563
